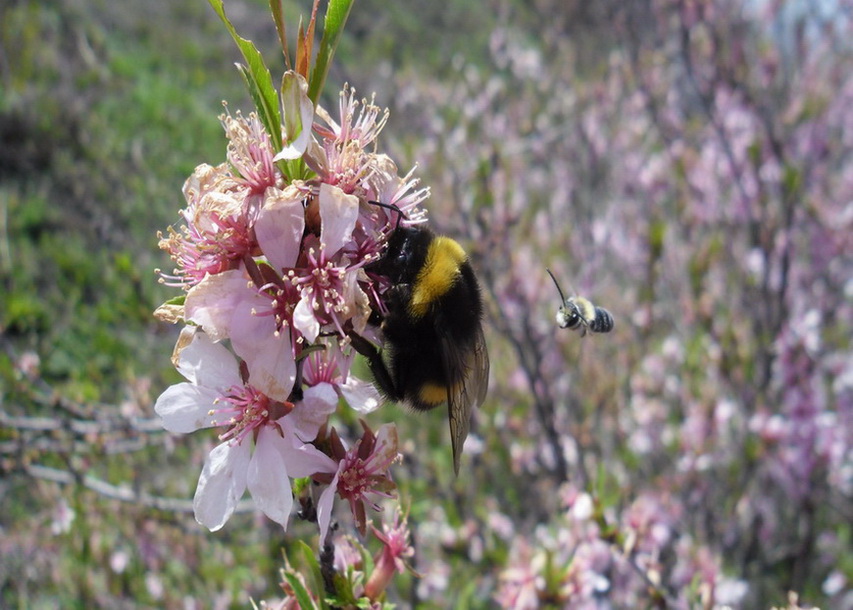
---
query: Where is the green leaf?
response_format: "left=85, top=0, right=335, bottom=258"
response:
left=208, top=0, right=282, bottom=151
left=297, top=540, right=328, bottom=610
left=307, top=0, right=355, bottom=103
left=162, top=294, right=186, bottom=307
left=283, top=570, right=318, bottom=610
left=269, top=0, right=291, bottom=69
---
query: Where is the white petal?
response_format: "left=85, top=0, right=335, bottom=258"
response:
left=238, top=333, right=296, bottom=403
left=154, top=383, right=220, bottom=433
left=370, top=424, right=400, bottom=466
left=292, top=296, right=320, bottom=343
left=193, top=441, right=250, bottom=531
left=318, top=184, right=358, bottom=255
left=247, top=426, right=293, bottom=529
left=256, top=188, right=305, bottom=270
left=176, top=331, right=241, bottom=389
left=339, top=376, right=383, bottom=414
left=316, top=469, right=340, bottom=544
left=341, top=271, right=371, bottom=336
left=291, top=383, right=339, bottom=440
left=275, top=72, right=314, bottom=161
left=185, top=270, right=252, bottom=341
left=277, top=417, right=338, bottom=478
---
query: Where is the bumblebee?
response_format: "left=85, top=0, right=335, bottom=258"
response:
left=348, top=207, right=489, bottom=475
left=546, top=268, right=614, bottom=336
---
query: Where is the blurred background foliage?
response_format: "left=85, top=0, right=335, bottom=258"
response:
left=1, top=0, right=851, bottom=608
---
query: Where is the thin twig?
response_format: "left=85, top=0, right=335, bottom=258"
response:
left=24, top=463, right=257, bottom=513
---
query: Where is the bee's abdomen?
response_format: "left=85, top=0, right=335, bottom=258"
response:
left=591, top=307, right=614, bottom=333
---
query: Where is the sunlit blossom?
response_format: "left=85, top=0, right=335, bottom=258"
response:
left=154, top=330, right=335, bottom=530
left=158, top=165, right=255, bottom=288
left=222, top=110, right=279, bottom=202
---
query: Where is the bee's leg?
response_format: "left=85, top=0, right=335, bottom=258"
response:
left=346, top=332, right=403, bottom=402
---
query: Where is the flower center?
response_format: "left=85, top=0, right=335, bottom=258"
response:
left=212, top=384, right=274, bottom=444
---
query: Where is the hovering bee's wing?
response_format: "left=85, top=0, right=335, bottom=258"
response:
left=439, top=323, right=490, bottom=475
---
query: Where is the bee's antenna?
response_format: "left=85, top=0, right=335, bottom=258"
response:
left=368, top=200, right=404, bottom=229
left=546, top=268, right=566, bottom=304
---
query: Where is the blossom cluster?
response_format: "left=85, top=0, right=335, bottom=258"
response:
left=154, top=78, right=426, bottom=536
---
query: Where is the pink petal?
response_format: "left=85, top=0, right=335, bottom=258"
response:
left=154, top=382, right=221, bottom=433
left=185, top=270, right=252, bottom=341
left=341, top=271, right=371, bottom=336
left=193, top=441, right=250, bottom=531
left=318, top=184, right=359, bottom=255
left=255, top=187, right=305, bottom=270
left=229, top=292, right=278, bottom=349
left=371, top=424, right=400, bottom=465
left=246, top=426, right=294, bottom=529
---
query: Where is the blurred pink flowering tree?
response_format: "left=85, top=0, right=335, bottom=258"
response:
left=365, top=0, right=850, bottom=607
left=149, top=0, right=850, bottom=607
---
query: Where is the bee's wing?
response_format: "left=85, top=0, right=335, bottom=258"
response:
left=440, top=323, right=490, bottom=475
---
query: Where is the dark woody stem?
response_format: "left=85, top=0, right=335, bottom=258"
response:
left=320, top=528, right=338, bottom=603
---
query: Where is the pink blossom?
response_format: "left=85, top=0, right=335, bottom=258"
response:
left=222, top=111, right=279, bottom=197
left=158, top=164, right=254, bottom=287
left=301, top=340, right=381, bottom=414
left=364, top=510, right=415, bottom=601
left=154, top=330, right=336, bottom=530
left=184, top=269, right=297, bottom=402
left=316, top=423, right=399, bottom=540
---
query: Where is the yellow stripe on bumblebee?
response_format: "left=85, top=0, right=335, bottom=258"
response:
left=410, top=237, right=466, bottom=318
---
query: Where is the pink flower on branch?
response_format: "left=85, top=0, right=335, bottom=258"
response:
left=316, top=423, right=400, bottom=540
left=155, top=330, right=336, bottom=531
left=364, top=509, right=415, bottom=601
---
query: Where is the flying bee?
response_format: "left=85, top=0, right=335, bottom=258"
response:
left=348, top=202, right=489, bottom=475
left=546, top=268, right=614, bottom=336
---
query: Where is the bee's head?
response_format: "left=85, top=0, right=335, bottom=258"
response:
left=369, top=226, right=432, bottom=284
left=556, top=301, right=581, bottom=329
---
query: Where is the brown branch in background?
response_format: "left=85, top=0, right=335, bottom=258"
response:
left=0, top=370, right=228, bottom=514
left=23, top=463, right=257, bottom=514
